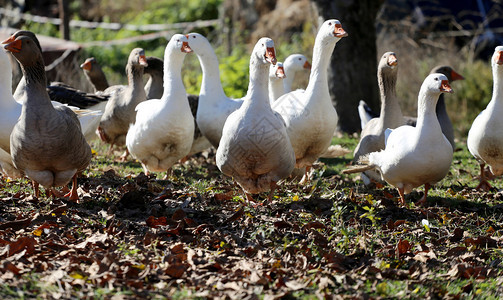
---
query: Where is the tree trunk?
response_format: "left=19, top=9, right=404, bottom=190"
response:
left=311, top=0, right=384, bottom=133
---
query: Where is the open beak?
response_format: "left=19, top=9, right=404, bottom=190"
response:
left=80, top=61, right=92, bottom=71
left=387, top=54, right=398, bottom=67
left=333, top=24, right=348, bottom=38
left=182, top=41, right=193, bottom=53
left=265, top=47, right=277, bottom=65
left=440, top=80, right=453, bottom=93
left=4, top=39, right=22, bottom=53
left=495, top=51, right=503, bottom=65
left=450, top=69, right=464, bottom=81
left=303, top=60, right=311, bottom=69
left=276, top=66, right=286, bottom=78
left=139, top=55, right=148, bottom=67
left=1, top=35, right=15, bottom=44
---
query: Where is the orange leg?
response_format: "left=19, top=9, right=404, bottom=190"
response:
left=243, top=190, right=261, bottom=208
left=267, top=181, right=277, bottom=203
left=118, top=149, right=129, bottom=162
left=32, top=181, right=40, bottom=198
left=299, top=166, right=312, bottom=185
left=397, top=187, right=406, bottom=205
left=475, top=163, right=492, bottom=191
left=107, top=143, right=115, bottom=156
left=415, top=183, right=430, bottom=207
left=64, top=174, right=79, bottom=202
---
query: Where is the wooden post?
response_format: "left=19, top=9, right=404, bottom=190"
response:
left=58, top=0, right=70, bottom=40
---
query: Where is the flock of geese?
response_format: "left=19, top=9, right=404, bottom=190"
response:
left=0, top=18, right=502, bottom=206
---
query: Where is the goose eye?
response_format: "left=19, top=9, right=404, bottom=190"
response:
left=298, top=58, right=301, bottom=60
left=193, top=36, right=196, bottom=38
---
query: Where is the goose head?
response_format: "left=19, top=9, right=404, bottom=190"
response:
left=80, top=57, right=97, bottom=72
left=269, top=61, right=285, bottom=79
left=253, top=37, right=277, bottom=65
left=423, top=73, right=453, bottom=96
left=168, top=34, right=192, bottom=55
left=492, top=46, right=503, bottom=68
left=430, top=65, right=464, bottom=82
left=380, top=51, right=398, bottom=70
left=185, top=32, right=211, bottom=56
left=129, top=48, right=149, bottom=68
left=284, top=54, right=311, bottom=71
left=320, top=19, right=348, bottom=42
left=2, top=30, right=42, bottom=52
left=3, top=34, right=43, bottom=69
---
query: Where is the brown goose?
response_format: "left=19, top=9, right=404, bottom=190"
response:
left=80, top=57, right=110, bottom=92
left=4, top=33, right=91, bottom=200
left=352, top=52, right=403, bottom=185
left=97, top=48, right=148, bottom=159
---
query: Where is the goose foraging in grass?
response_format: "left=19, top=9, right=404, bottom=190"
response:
left=4, top=33, right=91, bottom=200
left=126, top=34, right=194, bottom=174
left=344, top=73, right=454, bottom=206
left=467, top=46, right=503, bottom=190
left=272, top=19, right=347, bottom=183
left=216, top=37, right=295, bottom=204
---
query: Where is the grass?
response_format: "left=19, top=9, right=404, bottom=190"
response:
left=0, top=133, right=502, bottom=298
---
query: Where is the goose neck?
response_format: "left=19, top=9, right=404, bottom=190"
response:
left=416, top=89, right=441, bottom=130
left=491, top=66, right=503, bottom=104
left=161, top=51, right=186, bottom=100
left=378, top=69, right=401, bottom=118
left=306, top=37, right=336, bottom=93
left=127, top=64, right=145, bottom=88
left=197, top=49, right=226, bottom=99
left=244, top=56, right=270, bottom=107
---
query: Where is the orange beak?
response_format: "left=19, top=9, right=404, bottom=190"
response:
left=1, top=35, right=15, bottom=44
left=276, top=66, right=286, bottom=78
left=303, top=60, right=311, bottom=69
left=182, top=41, right=192, bottom=53
left=265, top=47, right=277, bottom=65
left=4, top=38, right=22, bottom=53
left=440, top=80, right=453, bottom=93
left=450, top=69, right=464, bottom=81
left=80, top=60, right=92, bottom=71
left=495, top=51, right=503, bottom=65
left=334, top=24, right=348, bottom=38
left=139, top=55, right=148, bottom=66
left=387, top=54, right=398, bottom=67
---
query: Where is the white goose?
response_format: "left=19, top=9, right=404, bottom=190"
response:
left=467, top=46, right=503, bottom=190
left=216, top=37, right=295, bottom=202
left=272, top=19, right=347, bottom=182
left=126, top=34, right=194, bottom=174
left=282, top=54, right=311, bottom=93
left=268, top=61, right=286, bottom=103
left=0, top=47, right=23, bottom=179
left=345, top=74, right=454, bottom=206
left=187, top=32, right=244, bottom=148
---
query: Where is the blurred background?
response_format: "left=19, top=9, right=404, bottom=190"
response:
left=1, top=0, right=502, bottom=137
